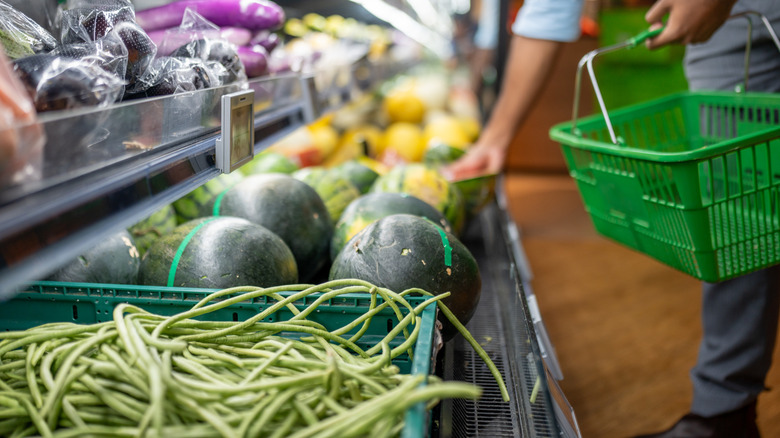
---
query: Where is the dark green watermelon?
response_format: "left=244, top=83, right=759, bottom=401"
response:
left=209, top=173, right=333, bottom=282
left=329, top=214, right=481, bottom=340
left=370, top=163, right=466, bottom=236
left=138, top=217, right=297, bottom=288
left=128, top=204, right=177, bottom=256
left=330, top=160, right=379, bottom=194
left=330, top=192, right=451, bottom=260
left=172, top=172, right=244, bottom=224
left=240, top=151, right=299, bottom=176
left=293, top=166, right=361, bottom=225
left=47, top=230, right=141, bottom=284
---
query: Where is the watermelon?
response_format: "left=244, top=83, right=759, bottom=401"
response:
left=209, top=173, right=333, bottom=282
left=128, top=204, right=177, bottom=256
left=329, top=214, right=481, bottom=340
left=293, top=166, right=362, bottom=225
left=329, top=160, right=379, bottom=194
left=370, top=163, right=466, bottom=235
left=172, top=172, right=244, bottom=224
left=240, top=151, right=299, bottom=176
left=422, top=141, right=466, bottom=165
left=47, top=230, right=141, bottom=284
left=138, top=217, right=297, bottom=288
left=330, top=192, right=451, bottom=260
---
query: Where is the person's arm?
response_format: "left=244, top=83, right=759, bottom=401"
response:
left=444, top=35, right=562, bottom=180
left=644, top=0, right=737, bottom=49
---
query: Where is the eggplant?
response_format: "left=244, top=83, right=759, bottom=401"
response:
left=250, top=29, right=279, bottom=54
left=237, top=44, right=268, bottom=78
left=169, top=38, right=244, bottom=83
left=136, top=0, right=285, bottom=32
left=109, top=20, right=156, bottom=90
left=13, top=54, right=125, bottom=112
left=123, top=56, right=215, bottom=99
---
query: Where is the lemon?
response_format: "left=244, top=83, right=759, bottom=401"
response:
left=383, top=122, right=426, bottom=162
left=340, top=125, right=384, bottom=157
left=308, top=124, right=339, bottom=160
left=423, top=115, right=471, bottom=150
left=383, top=89, right=426, bottom=124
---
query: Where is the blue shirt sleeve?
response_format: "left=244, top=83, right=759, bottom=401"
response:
left=511, top=0, right=584, bottom=42
left=474, top=0, right=500, bottom=49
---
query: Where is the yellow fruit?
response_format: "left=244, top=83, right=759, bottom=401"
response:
left=340, top=125, right=384, bottom=158
left=384, top=89, right=426, bottom=124
left=423, top=115, right=471, bottom=150
left=383, top=122, right=426, bottom=162
left=457, top=116, right=481, bottom=142
left=308, top=124, right=339, bottom=159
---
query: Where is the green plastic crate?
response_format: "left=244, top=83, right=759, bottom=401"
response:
left=0, top=281, right=438, bottom=438
left=550, top=91, right=780, bottom=282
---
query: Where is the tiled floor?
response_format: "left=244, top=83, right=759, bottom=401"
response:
left=502, top=171, right=780, bottom=437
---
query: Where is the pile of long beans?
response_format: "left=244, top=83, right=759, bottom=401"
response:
left=0, top=279, right=507, bottom=437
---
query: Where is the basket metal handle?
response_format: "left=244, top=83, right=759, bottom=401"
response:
left=571, top=11, right=780, bottom=145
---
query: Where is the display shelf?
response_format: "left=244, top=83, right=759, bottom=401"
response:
left=0, top=57, right=402, bottom=301
left=435, top=188, right=580, bottom=438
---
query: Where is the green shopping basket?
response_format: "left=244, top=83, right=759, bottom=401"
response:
left=549, top=13, right=780, bottom=282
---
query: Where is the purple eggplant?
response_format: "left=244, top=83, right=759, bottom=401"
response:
left=249, top=29, right=279, bottom=54
left=136, top=0, right=285, bottom=32
left=237, top=44, right=268, bottom=78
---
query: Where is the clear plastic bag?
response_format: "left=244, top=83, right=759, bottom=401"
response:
left=12, top=53, right=126, bottom=112
left=123, top=56, right=218, bottom=99
left=156, top=9, right=247, bottom=84
left=60, top=0, right=135, bottom=44
left=0, top=48, right=44, bottom=189
left=51, top=30, right=128, bottom=83
left=60, top=0, right=157, bottom=93
left=0, top=0, right=58, bottom=60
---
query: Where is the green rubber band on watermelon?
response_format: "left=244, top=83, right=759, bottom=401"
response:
left=167, top=217, right=219, bottom=287
left=425, top=217, right=452, bottom=267
left=212, top=186, right=233, bottom=216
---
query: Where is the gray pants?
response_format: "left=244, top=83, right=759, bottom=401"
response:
left=684, top=0, right=780, bottom=417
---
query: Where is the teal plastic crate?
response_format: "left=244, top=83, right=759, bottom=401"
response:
left=1, top=281, right=439, bottom=438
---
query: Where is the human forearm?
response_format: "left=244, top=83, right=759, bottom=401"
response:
left=478, top=35, right=563, bottom=154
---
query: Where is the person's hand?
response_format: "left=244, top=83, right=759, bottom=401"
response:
left=441, top=140, right=506, bottom=181
left=645, top=0, right=737, bottom=49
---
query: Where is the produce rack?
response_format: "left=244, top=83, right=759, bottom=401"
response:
left=0, top=41, right=578, bottom=438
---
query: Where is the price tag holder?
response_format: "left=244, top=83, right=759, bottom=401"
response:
left=216, top=90, right=255, bottom=173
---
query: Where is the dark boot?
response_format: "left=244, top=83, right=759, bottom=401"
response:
left=634, top=402, right=759, bottom=438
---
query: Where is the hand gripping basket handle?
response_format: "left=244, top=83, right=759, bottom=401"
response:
left=571, top=11, right=780, bottom=145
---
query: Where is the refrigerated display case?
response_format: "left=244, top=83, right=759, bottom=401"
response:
left=0, top=1, right=580, bottom=436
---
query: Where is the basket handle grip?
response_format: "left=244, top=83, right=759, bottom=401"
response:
left=570, top=11, right=780, bottom=145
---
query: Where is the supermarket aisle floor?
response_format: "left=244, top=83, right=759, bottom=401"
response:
left=502, top=171, right=780, bottom=438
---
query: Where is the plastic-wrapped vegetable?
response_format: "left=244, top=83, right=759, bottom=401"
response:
left=13, top=54, right=125, bottom=112
left=0, top=47, right=44, bottom=189
left=170, top=38, right=245, bottom=83
left=136, top=0, right=285, bottom=32
left=60, top=0, right=136, bottom=44
left=51, top=31, right=128, bottom=83
left=0, top=0, right=57, bottom=59
left=60, top=0, right=157, bottom=93
left=157, top=9, right=246, bottom=83
left=123, top=56, right=218, bottom=99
